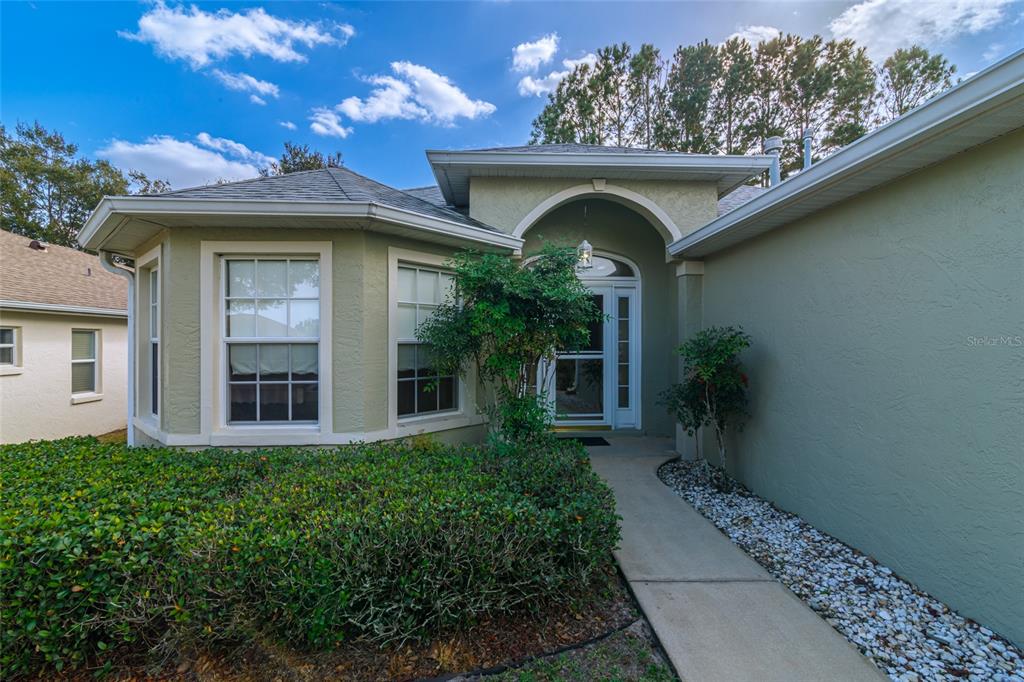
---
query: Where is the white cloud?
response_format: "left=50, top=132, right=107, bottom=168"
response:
left=309, top=108, right=354, bottom=138
left=279, top=120, right=297, bottom=130
left=211, top=69, right=280, bottom=102
left=983, top=42, right=1006, bottom=62
left=512, top=33, right=559, bottom=72
left=328, top=61, right=495, bottom=127
left=98, top=133, right=273, bottom=187
left=120, top=1, right=353, bottom=68
left=830, top=0, right=1012, bottom=59
left=195, top=132, right=275, bottom=166
left=517, top=53, right=597, bottom=97
left=725, top=25, right=782, bottom=45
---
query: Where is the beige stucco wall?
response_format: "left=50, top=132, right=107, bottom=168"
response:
left=468, top=176, right=718, bottom=239
left=0, top=310, right=127, bottom=443
left=152, top=227, right=469, bottom=442
left=522, top=199, right=683, bottom=437
left=700, top=128, right=1024, bottom=644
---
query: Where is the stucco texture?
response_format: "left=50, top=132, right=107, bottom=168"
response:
left=700, top=129, right=1024, bottom=644
left=158, top=227, right=465, bottom=439
left=468, top=176, right=718, bottom=239
left=0, top=310, right=127, bottom=443
left=521, top=198, right=681, bottom=437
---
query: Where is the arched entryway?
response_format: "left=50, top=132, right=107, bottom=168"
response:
left=520, top=196, right=679, bottom=436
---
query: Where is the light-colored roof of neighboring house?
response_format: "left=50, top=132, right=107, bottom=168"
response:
left=0, top=229, right=127, bottom=316
left=426, top=144, right=775, bottom=207
left=670, top=49, right=1024, bottom=258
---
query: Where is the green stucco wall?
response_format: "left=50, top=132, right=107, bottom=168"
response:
left=700, top=129, right=1024, bottom=644
left=158, top=227, right=463, bottom=438
left=468, top=176, right=718, bottom=238
left=522, top=199, right=681, bottom=437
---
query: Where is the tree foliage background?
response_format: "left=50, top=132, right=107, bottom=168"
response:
left=531, top=36, right=955, bottom=178
left=0, top=122, right=170, bottom=249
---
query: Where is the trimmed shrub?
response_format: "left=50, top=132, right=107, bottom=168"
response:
left=0, top=437, right=619, bottom=677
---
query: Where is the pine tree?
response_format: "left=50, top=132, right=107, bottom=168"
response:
left=879, top=46, right=956, bottom=120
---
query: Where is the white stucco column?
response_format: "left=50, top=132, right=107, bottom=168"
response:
left=674, top=260, right=704, bottom=458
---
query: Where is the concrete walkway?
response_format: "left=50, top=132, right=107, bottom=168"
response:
left=588, top=436, right=884, bottom=682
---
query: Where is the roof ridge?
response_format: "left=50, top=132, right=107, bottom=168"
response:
left=323, top=167, right=355, bottom=201
left=157, top=167, right=329, bottom=196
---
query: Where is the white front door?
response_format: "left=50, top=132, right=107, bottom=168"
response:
left=541, top=282, right=639, bottom=429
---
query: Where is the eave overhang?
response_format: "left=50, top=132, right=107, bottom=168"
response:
left=426, top=150, right=774, bottom=208
left=669, top=49, right=1024, bottom=259
left=78, top=197, right=523, bottom=256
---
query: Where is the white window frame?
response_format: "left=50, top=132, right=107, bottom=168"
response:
left=70, top=328, right=102, bottom=403
left=388, top=248, right=478, bottom=435
left=135, top=244, right=162, bottom=424
left=200, top=241, right=333, bottom=445
left=0, top=326, right=20, bottom=373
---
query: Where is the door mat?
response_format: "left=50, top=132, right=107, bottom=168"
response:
left=560, top=436, right=610, bottom=446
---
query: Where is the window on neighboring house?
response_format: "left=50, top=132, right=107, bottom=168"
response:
left=224, top=258, right=320, bottom=423
left=396, top=264, right=458, bottom=418
left=0, top=327, right=17, bottom=366
left=149, top=268, right=160, bottom=416
left=71, top=330, right=98, bottom=394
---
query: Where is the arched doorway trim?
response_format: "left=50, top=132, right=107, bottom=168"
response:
left=512, top=183, right=683, bottom=244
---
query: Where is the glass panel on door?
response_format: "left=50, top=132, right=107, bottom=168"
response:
left=554, top=358, right=604, bottom=419
left=553, top=293, right=606, bottom=421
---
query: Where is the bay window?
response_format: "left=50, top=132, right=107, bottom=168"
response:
left=224, top=258, right=320, bottom=423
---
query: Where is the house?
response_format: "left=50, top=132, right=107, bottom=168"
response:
left=78, top=52, right=1022, bottom=644
left=0, top=230, right=128, bottom=443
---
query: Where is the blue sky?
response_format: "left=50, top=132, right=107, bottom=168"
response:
left=2, top=1, right=1021, bottom=189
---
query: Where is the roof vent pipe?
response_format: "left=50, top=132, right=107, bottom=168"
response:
left=802, top=128, right=814, bottom=170
left=764, top=136, right=783, bottom=186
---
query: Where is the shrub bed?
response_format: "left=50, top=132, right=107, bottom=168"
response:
left=0, top=436, right=619, bottom=677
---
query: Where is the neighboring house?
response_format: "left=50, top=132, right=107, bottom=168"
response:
left=0, top=230, right=128, bottom=443
left=79, top=53, right=1022, bottom=644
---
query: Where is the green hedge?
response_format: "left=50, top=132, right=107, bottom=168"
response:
left=0, top=436, right=619, bottom=676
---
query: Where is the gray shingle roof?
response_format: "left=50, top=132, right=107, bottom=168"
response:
left=467, top=143, right=699, bottom=155
left=402, top=185, right=447, bottom=206
left=155, top=167, right=497, bottom=231
left=717, top=185, right=766, bottom=215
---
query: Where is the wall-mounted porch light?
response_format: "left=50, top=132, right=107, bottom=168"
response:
left=577, top=239, right=593, bottom=270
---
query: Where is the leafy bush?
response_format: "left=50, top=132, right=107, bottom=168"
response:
left=0, top=437, right=619, bottom=677
left=661, top=326, right=751, bottom=474
left=416, top=244, right=602, bottom=442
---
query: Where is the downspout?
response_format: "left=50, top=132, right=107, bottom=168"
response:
left=99, top=251, right=135, bottom=446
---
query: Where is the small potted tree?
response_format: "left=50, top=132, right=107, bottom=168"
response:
left=661, top=326, right=751, bottom=488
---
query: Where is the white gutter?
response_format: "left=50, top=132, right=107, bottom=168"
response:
left=668, top=48, right=1024, bottom=258
left=79, top=197, right=523, bottom=252
left=98, top=252, right=135, bottom=447
left=0, top=300, right=127, bottom=317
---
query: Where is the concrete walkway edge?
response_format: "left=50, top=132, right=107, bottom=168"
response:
left=589, top=437, right=885, bottom=682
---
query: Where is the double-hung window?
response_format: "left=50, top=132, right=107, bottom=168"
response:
left=224, top=258, right=320, bottom=424
left=149, top=269, right=160, bottom=416
left=71, top=330, right=98, bottom=394
left=0, top=327, right=17, bottom=366
left=396, top=264, right=458, bottom=417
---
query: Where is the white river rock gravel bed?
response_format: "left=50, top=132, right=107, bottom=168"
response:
left=658, top=459, right=1023, bottom=682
